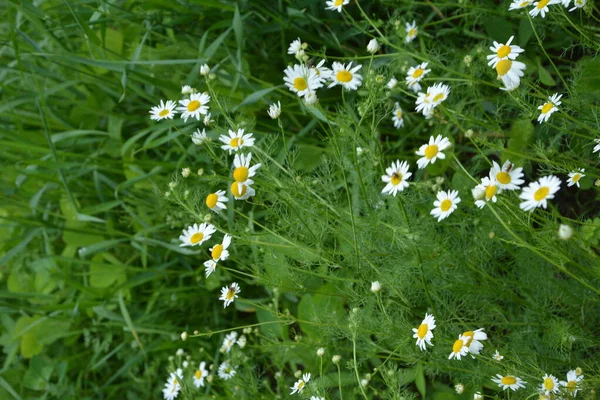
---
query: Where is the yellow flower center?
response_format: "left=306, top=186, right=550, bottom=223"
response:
left=190, top=232, right=204, bottom=244
left=408, top=28, right=417, bottom=37
left=424, top=144, right=439, bottom=159
left=233, top=166, right=249, bottom=182
left=226, top=288, right=236, bottom=300
left=391, top=173, right=402, bottom=186
left=230, top=137, right=243, bottom=147
left=212, top=244, right=224, bottom=260
left=231, top=181, right=247, bottom=197
left=534, top=186, right=549, bottom=201
left=452, top=339, right=464, bottom=353
left=566, top=380, right=577, bottom=391
left=496, top=59, right=512, bottom=77
left=497, top=45, right=511, bottom=58
left=496, top=171, right=511, bottom=185
left=396, top=110, right=403, bottom=118
left=433, top=93, right=445, bottom=103
left=195, top=370, right=202, bottom=379
left=412, top=68, right=424, bottom=78
left=298, top=380, right=306, bottom=389
left=293, top=77, right=307, bottom=91
left=501, top=376, right=517, bottom=385
left=543, top=377, right=554, bottom=390
left=206, top=193, right=218, bottom=209
left=417, top=323, right=428, bottom=339
left=485, top=185, right=498, bottom=200
left=537, top=0, right=549, bottom=8
left=463, top=331, right=474, bottom=347
left=334, top=0, right=343, bottom=5
left=336, top=70, right=353, bottom=83
left=572, top=173, right=581, bottom=183
left=187, top=100, right=201, bottom=112
left=520, top=0, right=530, bottom=6
left=159, top=109, right=170, bottom=117
left=541, top=102, right=553, bottom=114
left=440, top=199, right=452, bottom=212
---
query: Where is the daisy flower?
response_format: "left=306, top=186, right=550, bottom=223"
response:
left=179, top=223, right=216, bottom=247
left=487, top=36, right=524, bottom=68
left=387, top=77, right=398, bottom=89
left=210, top=234, right=232, bottom=263
left=268, top=101, right=281, bottom=119
left=220, top=129, right=255, bottom=154
left=489, top=160, right=525, bottom=191
left=200, top=64, right=210, bottom=76
left=415, top=135, right=451, bottom=169
left=429, top=83, right=451, bottom=107
left=218, top=361, right=236, bottom=380
left=181, top=85, right=195, bottom=95
left=541, top=374, right=560, bottom=395
left=203, top=113, right=214, bottom=126
left=493, top=350, right=504, bottom=361
left=462, top=328, right=487, bottom=355
left=162, top=369, right=183, bottom=400
left=367, top=38, right=380, bottom=54
left=530, top=0, right=560, bottom=17
left=537, top=93, right=562, bottom=124
left=567, top=169, right=585, bottom=187
left=290, top=373, right=311, bottom=395
left=203, top=260, right=218, bottom=278
left=473, top=177, right=500, bottom=208
left=569, top=0, right=586, bottom=11
left=381, top=160, right=411, bottom=196
left=509, top=0, right=533, bottom=9
left=284, top=64, right=323, bottom=98
left=233, top=153, right=261, bottom=191
left=193, top=362, right=209, bottom=388
left=448, top=335, right=470, bottom=360
left=177, top=93, right=211, bottom=122
left=405, top=62, right=431, bottom=93
left=221, top=331, right=238, bottom=353
left=231, top=180, right=256, bottom=200
left=519, top=175, right=562, bottom=211
left=236, top=335, right=247, bottom=348
left=150, top=100, right=176, bottom=121
left=495, top=59, right=527, bottom=91
left=405, top=21, right=418, bottom=43
left=287, top=38, right=304, bottom=57
left=412, top=313, right=436, bottom=350
left=191, top=129, right=208, bottom=145
left=206, top=190, right=228, bottom=212
left=325, top=0, right=350, bottom=12
left=304, top=90, right=318, bottom=105
left=560, top=370, right=584, bottom=397
left=328, top=61, right=363, bottom=90
left=594, top=139, right=600, bottom=155
left=431, top=190, right=461, bottom=222
left=392, top=102, right=404, bottom=128
left=219, top=282, right=241, bottom=308
left=492, top=374, right=527, bottom=391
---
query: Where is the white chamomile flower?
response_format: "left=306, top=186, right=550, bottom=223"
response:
left=219, top=282, right=240, bottom=308
left=200, top=64, right=210, bottom=76
left=381, top=160, right=411, bottom=196
left=193, top=362, right=208, bottom=388
left=325, top=0, right=350, bottom=12
left=219, top=129, right=255, bottom=154
left=162, top=369, right=183, bottom=400
left=236, top=335, right=247, bottom=348
left=367, top=38, right=380, bottom=54
left=231, top=180, right=256, bottom=200
left=509, top=0, right=533, bottom=9
left=328, top=61, right=363, bottom=90
left=150, top=100, right=176, bottom=121
left=449, top=335, right=470, bottom=360
left=429, top=82, right=450, bottom=106
left=495, top=59, right=527, bottom=91
left=387, top=77, right=398, bottom=89
left=405, top=62, right=431, bottom=93
left=493, top=350, right=504, bottom=361
left=304, top=90, right=319, bottom=105
left=179, top=223, right=216, bottom=247
left=392, top=102, right=404, bottom=128
left=221, top=331, right=238, bottom=353
left=370, top=281, right=381, bottom=293
left=462, top=328, right=487, bottom=355
left=210, top=234, right=232, bottom=263
left=177, top=92, right=211, bottom=122
left=431, top=190, right=461, bottom=222
left=560, top=369, right=584, bottom=397
left=284, top=64, right=323, bottom=98
left=489, top=160, right=524, bottom=190
left=487, top=36, right=524, bottom=68
left=519, top=175, right=562, bottom=211
left=474, top=177, right=500, bottom=208
left=218, top=361, right=236, bottom=380
left=233, top=153, right=261, bottom=191
left=492, top=374, right=527, bottom=391
left=416, top=135, right=451, bottom=169
left=594, top=139, right=600, bottom=155
left=530, top=0, right=560, bottom=17
left=203, top=113, right=214, bottom=126
left=206, top=190, right=228, bottom=212
left=310, top=60, right=332, bottom=84
left=537, top=93, right=562, bottom=124
left=567, top=168, right=585, bottom=187
left=192, top=129, right=208, bottom=145
left=540, top=374, right=560, bottom=395
left=412, top=313, right=436, bottom=350
left=287, top=38, right=303, bottom=56
left=290, top=373, right=311, bottom=395
left=268, top=101, right=281, bottom=119
left=181, top=85, right=196, bottom=95
left=405, top=20, right=418, bottom=43
left=569, top=0, right=586, bottom=11
left=203, top=260, right=217, bottom=278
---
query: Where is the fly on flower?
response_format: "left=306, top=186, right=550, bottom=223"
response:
left=489, top=160, right=524, bottom=191
left=219, top=282, right=241, bottom=308
left=381, top=160, right=411, bottom=196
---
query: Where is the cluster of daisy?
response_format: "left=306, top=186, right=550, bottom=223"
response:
left=509, top=0, right=587, bottom=17
left=283, top=41, right=363, bottom=105
left=161, top=349, right=210, bottom=400
left=487, top=35, right=526, bottom=91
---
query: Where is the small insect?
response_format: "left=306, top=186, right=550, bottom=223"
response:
left=504, top=162, right=514, bottom=173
